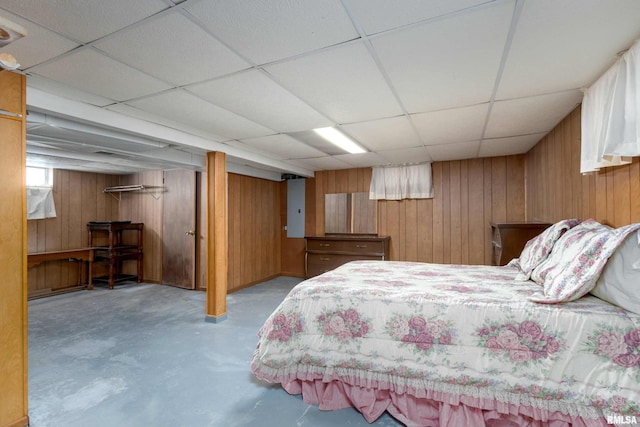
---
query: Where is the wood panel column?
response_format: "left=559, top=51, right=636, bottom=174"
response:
left=0, top=70, right=29, bottom=427
left=205, top=152, right=228, bottom=322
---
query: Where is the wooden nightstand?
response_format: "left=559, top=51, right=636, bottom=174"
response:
left=490, top=222, right=551, bottom=266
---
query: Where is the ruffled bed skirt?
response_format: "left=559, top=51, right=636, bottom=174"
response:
left=282, top=379, right=609, bottom=427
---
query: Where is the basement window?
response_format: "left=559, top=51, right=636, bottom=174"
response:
left=26, top=166, right=53, bottom=187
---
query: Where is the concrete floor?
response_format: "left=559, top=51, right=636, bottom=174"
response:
left=28, top=277, right=402, bottom=427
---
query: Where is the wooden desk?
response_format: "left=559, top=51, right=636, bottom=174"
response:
left=28, top=248, right=94, bottom=290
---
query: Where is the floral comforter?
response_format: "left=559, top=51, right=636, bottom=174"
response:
left=250, top=261, right=640, bottom=421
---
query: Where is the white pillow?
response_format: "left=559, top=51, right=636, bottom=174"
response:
left=590, top=230, right=640, bottom=314
left=529, top=221, right=640, bottom=304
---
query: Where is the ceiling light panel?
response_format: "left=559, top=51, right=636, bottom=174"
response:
left=411, top=104, right=488, bottom=146
left=371, top=1, right=514, bottom=113
left=341, top=116, right=421, bottom=151
left=496, top=0, right=640, bottom=100
left=187, top=70, right=332, bottom=132
left=30, top=49, right=172, bottom=102
left=345, top=0, right=492, bottom=35
left=485, top=90, right=582, bottom=139
left=0, top=0, right=167, bottom=43
left=95, top=13, right=250, bottom=86
left=314, top=127, right=366, bottom=154
left=184, top=0, right=358, bottom=65
left=126, top=89, right=274, bottom=140
left=266, top=42, right=404, bottom=123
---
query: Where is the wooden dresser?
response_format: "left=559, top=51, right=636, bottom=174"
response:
left=305, top=235, right=390, bottom=278
left=491, top=222, right=551, bottom=266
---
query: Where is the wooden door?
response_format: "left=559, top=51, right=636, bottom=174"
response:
left=162, top=169, right=196, bottom=289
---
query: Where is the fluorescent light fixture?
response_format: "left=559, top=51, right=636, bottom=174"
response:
left=313, top=127, right=366, bottom=154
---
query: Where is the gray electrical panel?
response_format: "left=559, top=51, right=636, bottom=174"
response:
left=287, top=179, right=305, bottom=238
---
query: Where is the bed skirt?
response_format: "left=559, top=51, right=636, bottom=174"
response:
left=282, top=379, right=609, bottom=427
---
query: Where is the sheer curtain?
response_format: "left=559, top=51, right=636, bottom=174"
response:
left=369, top=163, right=434, bottom=200
left=581, top=39, right=640, bottom=173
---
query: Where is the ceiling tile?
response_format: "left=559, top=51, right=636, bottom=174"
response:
left=184, top=0, right=358, bottom=65
left=187, top=70, right=332, bottom=132
left=496, top=0, right=640, bottom=99
left=478, top=133, right=546, bottom=158
left=341, top=116, right=420, bottom=151
left=485, top=90, right=582, bottom=139
left=426, top=140, right=481, bottom=161
left=106, top=103, right=227, bottom=142
left=0, top=10, right=79, bottom=69
left=0, top=0, right=167, bottom=43
left=27, top=75, right=116, bottom=107
left=287, top=156, right=353, bottom=171
left=333, top=152, right=388, bottom=168
left=376, top=146, right=432, bottom=165
left=30, top=49, right=173, bottom=101
left=126, top=89, right=275, bottom=140
left=411, top=104, right=488, bottom=146
left=266, top=41, right=404, bottom=123
left=371, top=1, right=514, bottom=113
left=345, top=0, right=492, bottom=35
left=95, top=13, right=250, bottom=86
left=237, top=134, right=327, bottom=160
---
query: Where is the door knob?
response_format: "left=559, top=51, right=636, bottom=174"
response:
left=185, top=230, right=195, bottom=236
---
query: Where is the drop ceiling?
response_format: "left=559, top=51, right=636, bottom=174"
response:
left=1, top=0, right=639, bottom=179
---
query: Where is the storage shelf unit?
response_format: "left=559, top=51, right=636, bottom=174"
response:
left=88, top=221, right=143, bottom=289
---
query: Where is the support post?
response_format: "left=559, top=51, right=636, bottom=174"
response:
left=205, top=151, right=228, bottom=322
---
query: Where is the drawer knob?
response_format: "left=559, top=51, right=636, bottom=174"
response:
left=321, top=257, right=330, bottom=261
left=356, top=244, right=367, bottom=248
left=319, top=243, right=331, bottom=247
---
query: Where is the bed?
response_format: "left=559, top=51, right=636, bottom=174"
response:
left=250, top=219, right=640, bottom=426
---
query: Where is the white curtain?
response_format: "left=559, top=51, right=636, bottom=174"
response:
left=369, top=163, right=434, bottom=200
left=581, top=39, right=640, bottom=173
left=27, top=187, right=57, bottom=220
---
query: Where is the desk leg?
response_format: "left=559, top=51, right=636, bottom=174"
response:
left=87, top=260, right=93, bottom=290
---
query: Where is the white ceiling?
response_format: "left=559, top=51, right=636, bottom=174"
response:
left=1, top=0, right=640, bottom=179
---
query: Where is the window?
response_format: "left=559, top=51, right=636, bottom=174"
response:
left=26, top=166, right=53, bottom=187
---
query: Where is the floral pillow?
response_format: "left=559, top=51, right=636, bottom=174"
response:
left=515, top=218, right=581, bottom=281
left=529, top=221, right=640, bottom=304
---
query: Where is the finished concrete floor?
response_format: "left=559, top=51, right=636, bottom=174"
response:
left=28, top=277, right=402, bottom=427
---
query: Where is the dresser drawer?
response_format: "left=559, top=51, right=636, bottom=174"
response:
left=306, top=253, right=380, bottom=277
left=306, top=239, right=384, bottom=255
left=305, top=235, right=390, bottom=278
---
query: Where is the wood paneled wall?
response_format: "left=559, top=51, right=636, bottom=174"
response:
left=119, top=171, right=164, bottom=283
left=314, top=156, right=526, bottom=265
left=228, top=173, right=281, bottom=292
left=526, top=106, right=640, bottom=227
left=27, top=170, right=120, bottom=294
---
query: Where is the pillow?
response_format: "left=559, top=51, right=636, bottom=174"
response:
left=529, top=220, right=640, bottom=304
left=515, top=218, right=581, bottom=281
left=590, top=230, right=640, bottom=314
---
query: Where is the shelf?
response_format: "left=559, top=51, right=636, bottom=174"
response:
left=103, top=184, right=160, bottom=201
